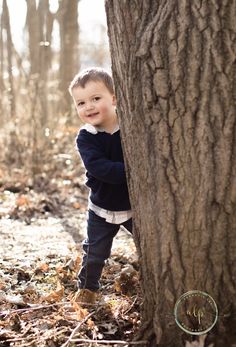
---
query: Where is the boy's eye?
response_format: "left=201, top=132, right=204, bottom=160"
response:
left=77, top=101, right=84, bottom=107
left=93, top=96, right=101, bottom=102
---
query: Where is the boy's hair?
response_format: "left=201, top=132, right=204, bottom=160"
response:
left=69, top=67, right=114, bottom=95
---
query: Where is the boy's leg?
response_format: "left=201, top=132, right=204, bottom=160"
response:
left=78, top=210, right=120, bottom=291
left=122, top=218, right=132, bottom=234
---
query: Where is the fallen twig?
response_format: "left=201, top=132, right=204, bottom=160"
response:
left=61, top=310, right=96, bottom=347
left=70, top=338, right=148, bottom=345
left=6, top=326, right=71, bottom=345
left=123, top=296, right=138, bottom=315
left=4, top=337, right=34, bottom=343
left=0, top=301, right=71, bottom=316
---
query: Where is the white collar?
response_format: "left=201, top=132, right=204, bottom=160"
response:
left=81, top=123, right=119, bottom=135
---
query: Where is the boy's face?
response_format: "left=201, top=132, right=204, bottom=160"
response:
left=72, top=81, right=116, bottom=128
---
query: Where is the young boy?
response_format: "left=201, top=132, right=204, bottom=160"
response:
left=69, top=67, right=132, bottom=303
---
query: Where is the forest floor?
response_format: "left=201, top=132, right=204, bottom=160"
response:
left=0, top=170, right=141, bottom=347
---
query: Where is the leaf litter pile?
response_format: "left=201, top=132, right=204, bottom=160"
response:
left=0, top=172, right=141, bottom=347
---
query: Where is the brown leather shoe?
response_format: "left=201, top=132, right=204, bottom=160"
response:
left=74, top=288, right=97, bottom=305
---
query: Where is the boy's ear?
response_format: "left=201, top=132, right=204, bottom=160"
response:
left=112, top=95, right=117, bottom=106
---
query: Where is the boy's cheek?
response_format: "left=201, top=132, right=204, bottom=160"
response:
left=99, top=104, right=111, bottom=114
left=77, top=112, right=83, bottom=120
left=73, top=99, right=80, bottom=112
left=73, top=105, right=81, bottom=117
left=75, top=107, right=82, bottom=117
left=78, top=113, right=86, bottom=123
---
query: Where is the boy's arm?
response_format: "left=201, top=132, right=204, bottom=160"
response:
left=76, top=134, right=127, bottom=185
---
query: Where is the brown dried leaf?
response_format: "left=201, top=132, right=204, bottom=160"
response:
left=73, top=255, right=81, bottom=272
left=16, top=195, right=30, bottom=206
left=41, top=283, right=64, bottom=303
left=38, top=263, right=50, bottom=272
left=114, top=264, right=138, bottom=295
left=73, top=202, right=81, bottom=209
left=71, top=301, right=89, bottom=320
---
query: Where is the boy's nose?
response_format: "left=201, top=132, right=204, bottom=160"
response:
left=86, top=102, right=95, bottom=110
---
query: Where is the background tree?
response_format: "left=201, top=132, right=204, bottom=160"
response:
left=0, top=0, right=5, bottom=116
left=0, top=7, right=3, bottom=117
left=25, top=0, right=40, bottom=76
left=0, top=0, right=109, bottom=183
left=105, top=1, right=236, bottom=346
left=57, top=0, right=79, bottom=116
left=25, top=0, right=55, bottom=176
left=2, top=0, right=15, bottom=118
left=25, top=0, right=54, bottom=125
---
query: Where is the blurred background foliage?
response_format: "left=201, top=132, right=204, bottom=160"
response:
left=0, top=0, right=110, bottom=187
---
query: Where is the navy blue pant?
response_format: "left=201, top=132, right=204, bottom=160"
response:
left=78, top=210, right=132, bottom=291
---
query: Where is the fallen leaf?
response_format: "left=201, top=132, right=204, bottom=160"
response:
left=71, top=301, right=89, bottom=320
left=73, top=202, right=81, bottom=209
left=100, top=322, right=118, bottom=335
left=5, top=294, right=26, bottom=306
left=37, top=263, right=50, bottom=273
left=41, top=283, right=64, bottom=303
left=114, top=264, right=138, bottom=295
left=16, top=195, right=30, bottom=206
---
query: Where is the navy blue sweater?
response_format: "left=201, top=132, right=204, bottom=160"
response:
left=76, top=127, right=131, bottom=211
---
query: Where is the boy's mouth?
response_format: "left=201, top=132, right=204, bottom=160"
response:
left=87, top=112, right=99, bottom=118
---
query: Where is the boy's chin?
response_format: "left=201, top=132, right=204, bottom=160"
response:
left=88, top=120, right=102, bottom=127
left=88, top=121, right=96, bottom=126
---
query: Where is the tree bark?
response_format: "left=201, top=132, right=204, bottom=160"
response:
left=25, top=0, right=55, bottom=125
left=25, top=0, right=40, bottom=75
left=57, top=0, right=79, bottom=116
left=2, top=0, right=15, bottom=118
left=105, top=1, right=236, bottom=346
left=25, top=0, right=53, bottom=75
left=0, top=1, right=4, bottom=118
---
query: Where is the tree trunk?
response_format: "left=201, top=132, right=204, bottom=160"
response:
left=105, top=1, right=236, bottom=346
left=2, top=0, right=15, bottom=118
left=26, top=0, right=53, bottom=75
left=25, top=0, right=40, bottom=75
left=0, top=1, right=4, bottom=118
left=57, top=0, right=79, bottom=117
left=25, top=0, right=54, bottom=125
